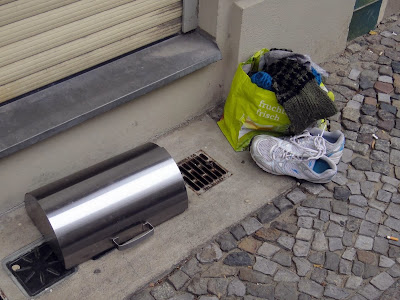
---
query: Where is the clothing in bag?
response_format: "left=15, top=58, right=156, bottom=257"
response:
left=217, top=49, right=334, bottom=151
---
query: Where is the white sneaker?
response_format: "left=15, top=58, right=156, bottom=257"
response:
left=287, top=128, right=345, bottom=164
left=250, top=135, right=337, bottom=184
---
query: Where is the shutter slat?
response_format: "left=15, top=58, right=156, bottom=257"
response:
left=0, top=6, right=182, bottom=85
left=0, top=20, right=181, bottom=102
left=0, top=0, right=79, bottom=27
left=0, top=0, right=17, bottom=6
left=0, top=0, right=141, bottom=46
left=0, top=0, right=181, bottom=67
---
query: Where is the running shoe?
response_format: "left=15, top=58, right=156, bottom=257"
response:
left=250, top=135, right=337, bottom=183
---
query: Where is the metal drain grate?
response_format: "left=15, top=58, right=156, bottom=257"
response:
left=6, top=242, right=74, bottom=297
left=178, top=150, right=231, bottom=194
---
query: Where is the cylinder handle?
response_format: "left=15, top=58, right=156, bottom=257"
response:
left=112, top=222, right=154, bottom=251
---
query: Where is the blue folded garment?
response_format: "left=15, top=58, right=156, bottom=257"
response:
left=311, top=67, right=322, bottom=85
left=251, top=71, right=273, bottom=91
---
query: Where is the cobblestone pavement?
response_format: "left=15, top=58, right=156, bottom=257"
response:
left=129, top=13, right=400, bottom=300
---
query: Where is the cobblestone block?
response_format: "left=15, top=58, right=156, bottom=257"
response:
left=230, top=225, right=247, bottom=241
left=325, top=271, right=344, bottom=288
left=276, top=236, right=295, bottom=251
left=293, top=240, right=311, bottom=257
left=296, top=228, right=314, bottom=242
left=358, top=284, right=383, bottom=300
left=342, top=248, right=357, bottom=260
left=339, top=258, right=353, bottom=275
left=181, top=258, right=203, bottom=277
left=227, top=279, right=246, bottom=297
left=324, top=284, right=350, bottom=299
left=241, top=218, right=263, bottom=236
left=257, top=242, right=280, bottom=258
left=272, top=250, right=292, bottom=267
left=383, top=183, right=398, bottom=193
left=255, top=227, right=280, bottom=242
left=346, top=276, right=363, bottom=289
left=308, top=252, right=325, bottom=265
left=332, top=200, right=349, bottom=215
left=376, top=190, right=392, bottom=203
left=238, top=268, right=272, bottom=284
left=245, top=282, right=274, bottom=299
left=223, top=252, right=252, bottom=267
left=298, top=279, right=324, bottom=298
left=274, top=282, right=297, bottom=300
left=216, top=233, right=237, bottom=252
left=151, top=282, right=176, bottom=300
left=352, top=260, right=365, bottom=277
left=273, top=269, right=300, bottom=282
left=363, top=264, right=380, bottom=279
left=197, top=243, right=223, bottom=263
left=253, top=256, right=277, bottom=276
left=359, top=221, right=378, bottom=237
left=169, top=270, right=190, bottom=290
left=355, top=235, right=374, bottom=250
left=365, top=171, right=381, bottom=182
left=293, top=257, right=312, bottom=276
left=286, top=188, right=307, bottom=204
left=207, top=278, right=229, bottom=296
left=258, top=205, right=280, bottom=223
left=313, top=219, right=324, bottom=231
left=349, top=195, right=368, bottom=207
left=349, top=205, right=367, bottom=219
left=361, top=181, right=376, bottom=198
left=301, top=183, right=326, bottom=195
left=386, top=202, right=400, bottom=219
left=271, top=221, right=298, bottom=235
left=325, top=252, right=340, bottom=272
left=347, top=170, right=366, bottom=182
left=370, top=272, right=395, bottom=290
left=373, top=237, right=389, bottom=255
left=312, top=231, right=328, bottom=251
left=326, top=222, right=345, bottom=237
left=334, top=187, right=351, bottom=200
left=379, top=255, right=395, bottom=268
left=273, top=197, right=293, bottom=212
left=343, top=231, right=355, bottom=247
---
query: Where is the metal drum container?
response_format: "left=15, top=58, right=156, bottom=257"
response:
left=25, top=143, right=188, bottom=269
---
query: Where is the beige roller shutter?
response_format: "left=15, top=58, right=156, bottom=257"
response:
left=0, top=0, right=183, bottom=103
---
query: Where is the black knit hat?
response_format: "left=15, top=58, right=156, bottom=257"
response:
left=266, top=58, right=337, bottom=134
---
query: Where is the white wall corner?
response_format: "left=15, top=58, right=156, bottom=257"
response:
left=183, top=0, right=199, bottom=33
left=378, top=0, right=389, bottom=24
left=198, top=0, right=218, bottom=37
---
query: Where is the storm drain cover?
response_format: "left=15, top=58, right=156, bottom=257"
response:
left=6, top=242, right=74, bottom=297
left=178, top=150, right=231, bottom=194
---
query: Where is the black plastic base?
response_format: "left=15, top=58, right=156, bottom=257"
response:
left=6, top=242, right=74, bottom=296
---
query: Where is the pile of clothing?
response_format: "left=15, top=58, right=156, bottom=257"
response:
left=247, top=49, right=337, bottom=134
left=244, top=49, right=343, bottom=183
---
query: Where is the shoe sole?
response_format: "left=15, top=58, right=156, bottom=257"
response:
left=251, top=152, right=334, bottom=184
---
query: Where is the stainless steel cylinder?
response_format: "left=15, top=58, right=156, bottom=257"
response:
left=25, top=143, right=188, bottom=269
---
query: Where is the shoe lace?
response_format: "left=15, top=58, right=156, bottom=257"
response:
left=271, top=130, right=327, bottom=161
left=289, top=130, right=327, bottom=158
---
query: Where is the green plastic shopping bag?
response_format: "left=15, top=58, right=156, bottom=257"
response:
left=218, top=49, right=334, bottom=151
